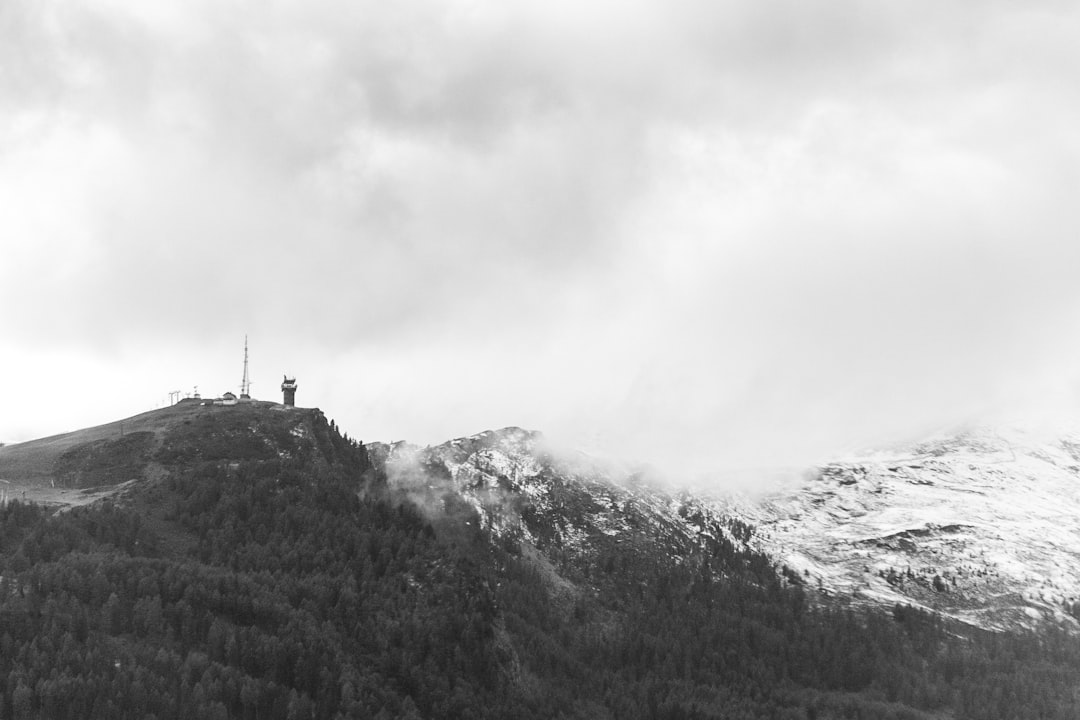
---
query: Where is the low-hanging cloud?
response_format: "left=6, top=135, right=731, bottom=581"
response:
left=3, top=0, right=1080, bottom=481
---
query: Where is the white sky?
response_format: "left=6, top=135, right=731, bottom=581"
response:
left=3, top=0, right=1080, bottom=478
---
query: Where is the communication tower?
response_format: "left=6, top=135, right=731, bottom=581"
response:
left=240, top=335, right=252, bottom=399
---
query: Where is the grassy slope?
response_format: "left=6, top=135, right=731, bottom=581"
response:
left=0, top=400, right=294, bottom=504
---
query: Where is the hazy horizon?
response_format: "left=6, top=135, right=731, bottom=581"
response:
left=4, top=1, right=1080, bottom=480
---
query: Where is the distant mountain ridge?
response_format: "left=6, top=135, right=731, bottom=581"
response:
left=369, top=424, right=1080, bottom=633
left=727, top=425, right=1080, bottom=632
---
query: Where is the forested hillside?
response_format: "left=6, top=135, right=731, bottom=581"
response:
left=0, top=409, right=1077, bottom=719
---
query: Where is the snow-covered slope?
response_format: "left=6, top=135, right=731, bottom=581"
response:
left=730, top=426, right=1080, bottom=631
left=368, top=424, right=1080, bottom=633
left=369, top=427, right=749, bottom=564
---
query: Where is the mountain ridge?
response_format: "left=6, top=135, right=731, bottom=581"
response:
left=725, top=424, right=1080, bottom=632
left=6, top=407, right=1080, bottom=633
left=370, top=427, right=755, bottom=567
left=0, top=407, right=1079, bottom=717
left=365, top=422, right=1080, bottom=634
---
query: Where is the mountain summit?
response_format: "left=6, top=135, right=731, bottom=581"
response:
left=0, top=400, right=361, bottom=506
left=727, top=425, right=1080, bottom=631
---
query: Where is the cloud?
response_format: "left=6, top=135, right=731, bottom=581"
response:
left=3, top=0, right=1080, bottom=479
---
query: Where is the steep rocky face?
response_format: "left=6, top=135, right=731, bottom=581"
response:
left=369, top=428, right=751, bottom=566
left=729, top=426, right=1080, bottom=632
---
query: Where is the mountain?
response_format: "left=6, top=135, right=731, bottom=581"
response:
left=727, top=425, right=1080, bottom=632
left=369, top=428, right=753, bottom=567
left=371, top=424, right=1080, bottom=633
left=0, top=407, right=1078, bottom=719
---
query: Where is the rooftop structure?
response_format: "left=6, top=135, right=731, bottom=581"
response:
left=281, top=375, right=297, bottom=407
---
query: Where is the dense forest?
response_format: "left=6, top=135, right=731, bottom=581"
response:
left=0, top=411, right=1077, bottom=719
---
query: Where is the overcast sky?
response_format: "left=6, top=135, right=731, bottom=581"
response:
left=3, top=0, right=1080, bottom=477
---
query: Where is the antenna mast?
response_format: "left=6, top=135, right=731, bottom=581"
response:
left=240, top=335, right=251, bottom=399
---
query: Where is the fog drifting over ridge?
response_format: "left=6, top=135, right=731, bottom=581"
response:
left=3, top=1, right=1080, bottom=480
